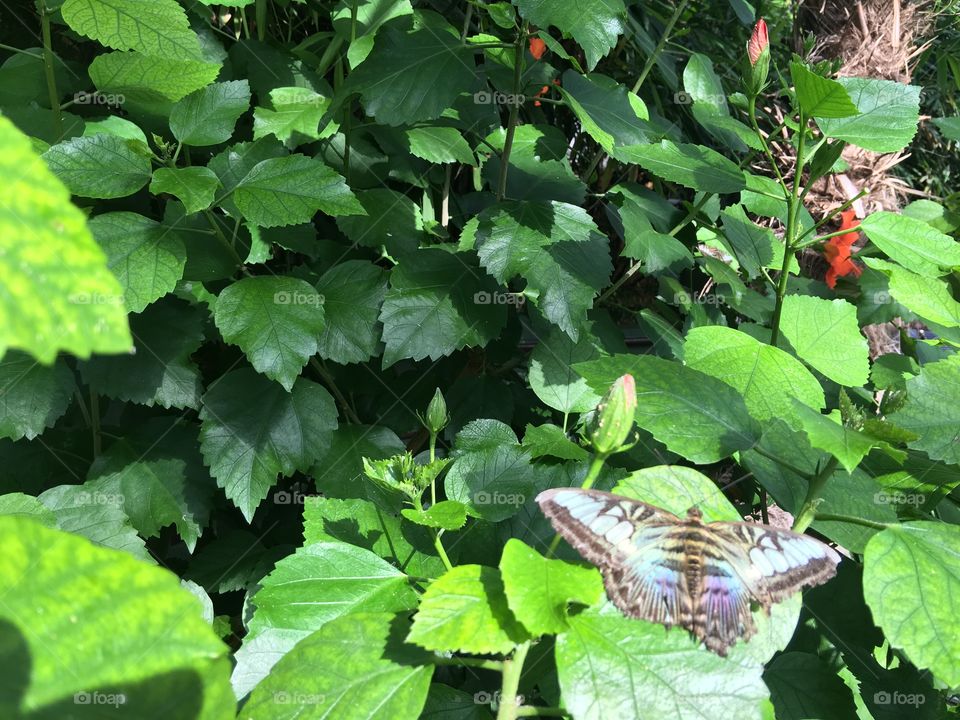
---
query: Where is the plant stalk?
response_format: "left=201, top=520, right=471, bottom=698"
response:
left=497, top=26, right=526, bottom=201
left=39, top=0, right=63, bottom=141
left=496, top=641, right=531, bottom=720
left=792, top=456, right=838, bottom=533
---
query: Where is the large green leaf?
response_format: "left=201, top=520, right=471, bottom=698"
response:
left=615, top=190, right=693, bottom=273
left=472, top=201, right=610, bottom=340
left=332, top=0, right=414, bottom=66
left=618, top=140, right=746, bottom=193
left=514, top=0, right=626, bottom=70
left=889, top=354, right=960, bottom=465
left=89, top=51, right=221, bottom=103
left=214, top=276, right=325, bottom=391
left=528, top=326, right=603, bottom=414
left=0, top=114, right=131, bottom=362
left=407, top=564, right=528, bottom=654
left=149, top=166, right=220, bottom=214
left=860, top=211, right=960, bottom=277
left=877, top=261, right=960, bottom=327
left=556, top=605, right=770, bottom=720
left=348, top=26, right=477, bottom=125
left=307, top=424, right=406, bottom=505
left=404, top=126, right=475, bottom=165
left=233, top=154, right=363, bottom=227
left=788, top=402, right=881, bottom=473
left=863, top=522, right=960, bottom=686
left=778, top=295, right=869, bottom=387
left=790, top=62, right=859, bottom=118
left=0, top=352, right=74, bottom=441
left=683, top=326, right=824, bottom=424
left=199, top=368, right=338, bottom=521
left=719, top=205, right=780, bottom=279
left=42, top=134, right=151, bottom=198
left=231, top=542, right=418, bottom=698
left=61, top=0, right=202, bottom=58
left=89, top=212, right=187, bottom=312
left=500, top=539, right=602, bottom=636
left=169, top=80, right=252, bottom=146
left=336, top=188, right=424, bottom=256
left=378, top=248, right=506, bottom=368
left=253, top=86, right=336, bottom=145
left=574, top=355, right=761, bottom=463
left=315, top=260, right=387, bottom=364
left=0, top=517, right=231, bottom=718
left=559, top=70, right=654, bottom=156
left=816, top=78, right=921, bottom=153
left=241, top=612, right=433, bottom=719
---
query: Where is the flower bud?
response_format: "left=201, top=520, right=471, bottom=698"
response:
left=587, top=374, right=637, bottom=456
left=424, top=388, right=449, bottom=434
left=745, top=19, right=770, bottom=96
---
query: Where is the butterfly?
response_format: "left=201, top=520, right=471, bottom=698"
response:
left=536, top=488, right=841, bottom=655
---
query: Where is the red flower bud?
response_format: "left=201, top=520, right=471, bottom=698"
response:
left=748, top=19, right=768, bottom=66
left=529, top=37, right=547, bottom=60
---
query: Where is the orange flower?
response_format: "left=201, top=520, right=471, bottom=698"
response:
left=748, top=19, right=768, bottom=66
left=529, top=37, right=547, bottom=60
left=824, top=210, right=862, bottom=289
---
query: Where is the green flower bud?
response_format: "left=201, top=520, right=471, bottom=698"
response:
left=744, top=18, right=770, bottom=97
left=587, top=374, right=637, bottom=456
left=424, top=388, right=449, bottom=434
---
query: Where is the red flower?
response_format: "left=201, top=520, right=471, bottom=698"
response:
left=529, top=37, right=547, bottom=60
left=748, top=19, right=768, bottom=66
left=824, top=210, right=863, bottom=289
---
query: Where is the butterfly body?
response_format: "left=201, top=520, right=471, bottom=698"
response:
left=537, top=488, right=841, bottom=655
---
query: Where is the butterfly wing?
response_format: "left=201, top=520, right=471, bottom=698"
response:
left=536, top=488, right=690, bottom=627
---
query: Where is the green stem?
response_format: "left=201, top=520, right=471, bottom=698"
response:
left=203, top=210, right=245, bottom=267
left=255, top=0, right=267, bottom=41
left=769, top=109, right=807, bottom=348
left=813, top=513, right=889, bottom=531
left=497, top=26, right=526, bottom=201
left=433, top=532, right=453, bottom=571
left=516, top=708, right=568, bottom=718
left=547, top=453, right=607, bottom=555
left=429, top=431, right=438, bottom=504
left=0, top=43, right=42, bottom=58
left=432, top=656, right=503, bottom=671
left=792, top=456, right=838, bottom=533
left=496, top=641, right=531, bottom=720
left=309, top=358, right=361, bottom=424
left=794, top=189, right=869, bottom=246
left=39, top=0, right=63, bottom=141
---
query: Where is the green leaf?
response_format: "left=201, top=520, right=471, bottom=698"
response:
left=0, top=352, right=74, bottom=441
left=574, top=355, right=761, bottom=463
left=199, top=368, right=338, bottom=521
left=556, top=606, right=770, bottom=720
left=529, top=326, right=603, bottom=414
left=788, top=402, right=880, bottom=473
left=863, top=522, right=960, bottom=686
left=379, top=248, right=506, bottom=368
left=149, top=166, right=219, bottom=214
left=89, top=50, right=221, bottom=103
left=764, top=652, right=858, bottom=720
left=315, top=260, right=387, bottom=364
left=42, top=134, right=151, bottom=198
left=81, top=298, right=204, bottom=409
left=407, top=564, right=528, bottom=654
left=719, top=205, right=778, bottom=279
left=683, top=53, right=728, bottom=114
left=871, top=260, right=960, bottom=327
left=500, top=539, right=602, bottom=635
left=0, top=516, right=231, bottom=716
left=614, top=465, right=743, bottom=522
left=233, top=154, right=362, bottom=227
left=684, top=326, right=824, bottom=424
left=303, top=495, right=446, bottom=578
left=522, top=423, right=589, bottom=461
left=559, top=71, right=655, bottom=156
left=84, top=420, right=213, bottom=552
left=444, top=420, right=539, bottom=522
left=89, top=211, right=187, bottom=313
left=0, top=115, right=131, bottom=362
left=482, top=125, right=586, bottom=205
left=61, top=0, right=202, bottom=57
left=889, top=354, right=960, bottom=465
left=336, top=188, right=425, bottom=256
left=934, top=116, right=960, bottom=141
left=514, top=0, right=626, bottom=70
left=307, top=424, right=406, bottom=505
left=231, top=542, right=419, bottom=698
left=402, top=500, right=468, bottom=530
left=473, top=201, right=610, bottom=339
left=816, top=78, right=921, bottom=153
left=860, top=211, right=960, bottom=277
left=348, top=27, right=477, bottom=125
left=241, top=612, right=432, bottom=718
left=778, top=295, right=869, bottom=387
left=790, top=62, right=859, bottom=118
left=169, top=80, right=252, bottom=146
left=332, top=0, right=414, bottom=66
left=615, top=192, right=693, bottom=273
left=404, top=126, right=475, bottom=165
left=0, top=492, right=56, bottom=526
left=214, top=276, right=325, bottom=391
left=253, top=86, right=335, bottom=144
left=617, top=140, right=746, bottom=193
